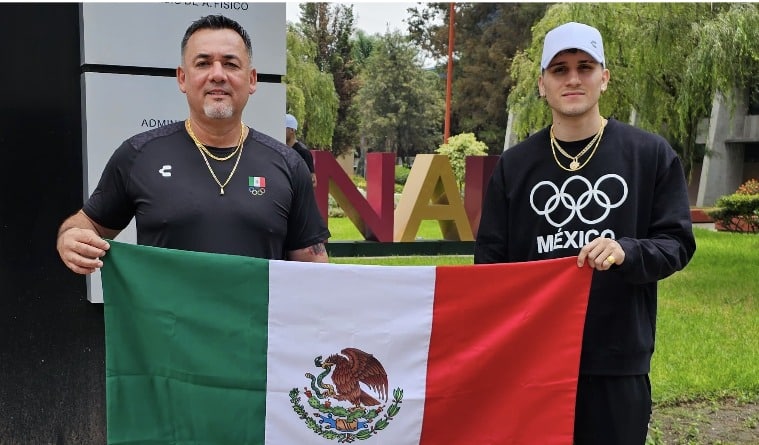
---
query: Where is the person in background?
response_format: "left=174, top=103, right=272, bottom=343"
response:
left=285, top=113, right=317, bottom=188
left=474, top=22, right=696, bottom=445
left=57, top=14, right=329, bottom=275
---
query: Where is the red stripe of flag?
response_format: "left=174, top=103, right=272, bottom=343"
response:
left=421, top=257, right=592, bottom=444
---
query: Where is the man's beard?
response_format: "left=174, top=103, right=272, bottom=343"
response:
left=204, top=102, right=234, bottom=119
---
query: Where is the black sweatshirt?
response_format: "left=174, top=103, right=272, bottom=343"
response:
left=475, top=119, right=696, bottom=375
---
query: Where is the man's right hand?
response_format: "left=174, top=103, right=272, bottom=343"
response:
left=57, top=227, right=111, bottom=275
left=56, top=210, right=117, bottom=275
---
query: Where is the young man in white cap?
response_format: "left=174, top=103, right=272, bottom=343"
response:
left=285, top=113, right=317, bottom=188
left=475, top=22, right=696, bottom=444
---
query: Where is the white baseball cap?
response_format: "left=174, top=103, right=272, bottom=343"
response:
left=541, top=22, right=605, bottom=70
left=285, top=114, right=298, bottom=130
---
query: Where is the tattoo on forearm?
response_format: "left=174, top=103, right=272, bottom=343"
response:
left=309, top=243, right=327, bottom=255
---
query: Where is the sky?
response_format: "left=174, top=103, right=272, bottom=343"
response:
left=285, top=2, right=419, bottom=35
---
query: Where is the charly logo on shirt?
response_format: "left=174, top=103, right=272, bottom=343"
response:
left=249, top=176, right=266, bottom=196
left=529, top=174, right=628, bottom=253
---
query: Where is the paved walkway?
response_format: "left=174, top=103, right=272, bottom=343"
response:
left=693, top=222, right=716, bottom=231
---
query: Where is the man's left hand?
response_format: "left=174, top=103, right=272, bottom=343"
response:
left=577, top=237, right=625, bottom=270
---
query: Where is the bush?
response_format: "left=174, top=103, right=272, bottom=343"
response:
left=395, top=165, right=410, bottom=186
left=328, top=194, right=345, bottom=218
left=436, top=133, right=489, bottom=188
left=351, top=175, right=367, bottom=190
left=706, top=179, right=759, bottom=233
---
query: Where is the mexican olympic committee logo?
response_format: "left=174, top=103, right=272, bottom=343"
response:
left=530, top=174, right=628, bottom=228
left=249, top=176, right=266, bottom=196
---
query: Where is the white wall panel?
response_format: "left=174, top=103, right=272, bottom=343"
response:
left=80, top=2, right=285, bottom=74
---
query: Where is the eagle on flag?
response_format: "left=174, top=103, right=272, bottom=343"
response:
left=322, top=348, right=389, bottom=408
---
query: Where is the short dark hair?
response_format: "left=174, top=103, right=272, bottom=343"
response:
left=181, top=15, right=252, bottom=63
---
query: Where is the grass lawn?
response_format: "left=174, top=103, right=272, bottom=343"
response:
left=328, top=219, right=759, bottom=406
left=328, top=217, right=444, bottom=241
left=653, top=228, right=759, bottom=404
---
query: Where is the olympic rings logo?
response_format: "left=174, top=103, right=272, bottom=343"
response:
left=249, top=187, right=266, bottom=196
left=529, top=174, right=628, bottom=228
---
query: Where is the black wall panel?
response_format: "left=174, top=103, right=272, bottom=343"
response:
left=0, top=4, right=106, bottom=443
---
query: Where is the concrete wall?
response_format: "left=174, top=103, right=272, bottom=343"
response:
left=687, top=162, right=704, bottom=205
left=0, top=5, right=107, bottom=443
left=697, top=92, right=756, bottom=206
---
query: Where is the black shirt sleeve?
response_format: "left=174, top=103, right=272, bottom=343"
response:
left=292, top=141, right=315, bottom=173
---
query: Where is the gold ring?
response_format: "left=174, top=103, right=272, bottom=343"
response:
left=606, top=255, right=616, bottom=265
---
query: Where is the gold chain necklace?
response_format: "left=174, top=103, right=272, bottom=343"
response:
left=550, top=119, right=606, bottom=171
left=185, top=119, right=242, bottom=161
left=186, top=119, right=246, bottom=195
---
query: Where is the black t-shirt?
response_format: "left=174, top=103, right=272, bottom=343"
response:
left=292, top=140, right=314, bottom=173
left=84, top=121, right=329, bottom=260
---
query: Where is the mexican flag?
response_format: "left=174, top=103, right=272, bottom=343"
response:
left=102, top=241, right=591, bottom=445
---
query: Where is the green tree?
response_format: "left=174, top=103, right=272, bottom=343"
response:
left=284, top=27, right=338, bottom=149
left=406, top=2, right=448, bottom=56
left=436, top=133, right=489, bottom=189
left=299, top=3, right=359, bottom=158
left=508, top=3, right=759, bottom=175
left=408, top=3, right=547, bottom=153
left=354, top=31, right=445, bottom=161
left=351, top=30, right=378, bottom=68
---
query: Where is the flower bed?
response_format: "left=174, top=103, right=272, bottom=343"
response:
left=690, top=208, right=715, bottom=223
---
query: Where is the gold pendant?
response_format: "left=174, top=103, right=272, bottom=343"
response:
left=569, top=160, right=580, bottom=170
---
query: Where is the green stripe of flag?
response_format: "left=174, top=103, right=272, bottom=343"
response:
left=102, top=242, right=270, bottom=444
